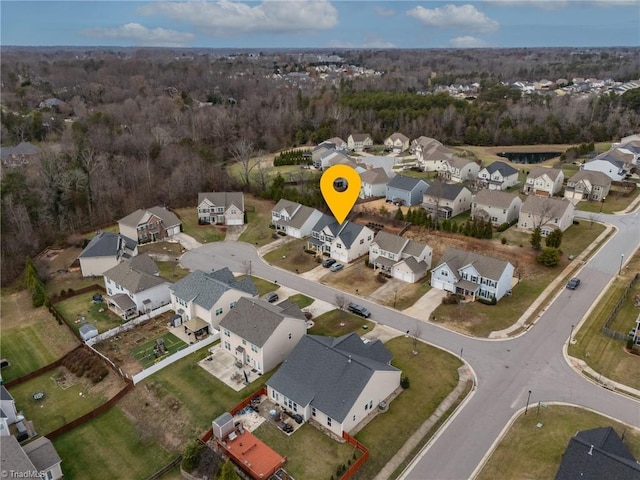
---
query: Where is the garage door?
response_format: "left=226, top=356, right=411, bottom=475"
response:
left=432, top=280, right=445, bottom=290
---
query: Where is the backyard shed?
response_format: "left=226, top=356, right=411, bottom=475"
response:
left=212, top=412, right=234, bottom=440
left=79, top=323, right=99, bottom=342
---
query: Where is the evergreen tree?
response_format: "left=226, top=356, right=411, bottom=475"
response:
left=530, top=227, right=542, bottom=250
left=546, top=228, right=563, bottom=248
left=394, top=208, right=404, bottom=220
left=537, top=247, right=560, bottom=266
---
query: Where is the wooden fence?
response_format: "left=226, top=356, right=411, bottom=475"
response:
left=146, top=456, right=182, bottom=480
left=340, top=431, right=370, bottom=480
left=3, top=345, right=85, bottom=388
left=601, top=273, right=639, bottom=340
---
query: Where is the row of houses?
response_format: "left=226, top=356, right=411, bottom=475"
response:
left=582, top=133, right=640, bottom=182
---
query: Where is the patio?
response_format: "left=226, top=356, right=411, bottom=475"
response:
left=198, top=346, right=263, bottom=392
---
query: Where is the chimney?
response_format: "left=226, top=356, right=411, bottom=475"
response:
left=588, top=445, right=594, bottom=456
left=348, top=355, right=351, bottom=363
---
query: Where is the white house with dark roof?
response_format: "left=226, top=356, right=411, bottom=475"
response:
left=582, top=153, right=629, bottom=181
left=103, top=254, right=171, bottom=320
left=476, top=161, right=520, bottom=191
left=347, top=133, right=373, bottom=152
left=359, top=167, right=390, bottom=199
left=1, top=385, right=17, bottom=427
left=78, top=231, right=138, bottom=277
left=386, top=175, right=429, bottom=206
left=271, top=199, right=323, bottom=238
left=518, top=195, right=575, bottom=236
left=422, top=183, right=472, bottom=219
left=471, top=190, right=523, bottom=226
left=266, top=333, right=401, bottom=437
left=430, top=247, right=514, bottom=302
left=523, top=167, right=564, bottom=197
left=307, top=215, right=374, bottom=263
left=321, top=137, right=347, bottom=151
left=437, top=156, right=480, bottom=183
left=1, top=436, right=63, bottom=480
left=564, top=170, right=612, bottom=204
left=197, top=192, right=244, bottom=225
left=218, top=297, right=307, bottom=374
left=369, top=231, right=432, bottom=283
left=384, top=132, right=410, bottom=153
left=118, top=206, right=182, bottom=244
left=169, top=267, right=258, bottom=331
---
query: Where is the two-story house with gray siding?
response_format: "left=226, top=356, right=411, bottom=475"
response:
left=386, top=175, right=429, bottom=206
left=307, top=215, right=374, bottom=263
left=476, top=161, right=520, bottom=191
left=369, top=230, right=432, bottom=283
left=471, top=190, right=523, bottom=226
left=564, top=170, right=612, bottom=204
left=271, top=199, right=323, bottom=238
left=422, top=183, right=472, bottom=219
left=197, top=192, right=244, bottom=225
left=518, top=195, right=575, bottom=236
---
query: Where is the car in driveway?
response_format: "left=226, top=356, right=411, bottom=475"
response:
left=264, top=292, right=279, bottom=303
left=329, top=263, right=344, bottom=272
left=566, top=278, right=581, bottom=290
left=322, top=258, right=336, bottom=268
left=348, top=303, right=371, bottom=318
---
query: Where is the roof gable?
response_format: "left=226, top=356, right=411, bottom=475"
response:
left=388, top=175, right=428, bottom=192
left=473, top=190, right=521, bottom=209
left=485, top=161, right=519, bottom=176
left=435, top=247, right=511, bottom=281
left=169, top=268, right=258, bottom=310
left=103, top=254, right=166, bottom=293
left=78, top=231, right=136, bottom=259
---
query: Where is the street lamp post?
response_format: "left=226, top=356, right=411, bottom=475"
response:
left=524, top=390, right=532, bottom=415
left=569, top=324, right=574, bottom=344
left=620, top=254, right=625, bottom=275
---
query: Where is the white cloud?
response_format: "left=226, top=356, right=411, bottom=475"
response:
left=82, top=23, right=194, bottom=47
left=139, top=0, right=338, bottom=35
left=374, top=6, right=396, bottom=17
left=330, top=35, right=396, bottom=49
left=485, top=0, right=637, bottom=9
left=407, top=4, right=499, bottom=34
left=450, top=36, right=489, bottom=48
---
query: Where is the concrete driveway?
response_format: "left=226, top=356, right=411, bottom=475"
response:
left=401, top=288, right=446, bottom=322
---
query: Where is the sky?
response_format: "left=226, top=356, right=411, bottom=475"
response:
left=1, top=1, right=639, bottom=49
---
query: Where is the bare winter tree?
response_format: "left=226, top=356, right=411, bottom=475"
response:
left=335, top=294, right=349, bottom=310
left=411, top=320, right=423, bottom=353
left=230, top=139, right=256, bottom=188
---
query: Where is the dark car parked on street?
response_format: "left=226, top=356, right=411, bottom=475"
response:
left=348, top=303, right=371, bottom=318
left=566, top=278, right=581, bottom=290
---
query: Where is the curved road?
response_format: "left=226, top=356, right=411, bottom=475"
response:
left=181, top=210, right=640, bottom=479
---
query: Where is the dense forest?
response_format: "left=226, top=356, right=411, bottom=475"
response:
left=1, top=46, right=639, bottom=283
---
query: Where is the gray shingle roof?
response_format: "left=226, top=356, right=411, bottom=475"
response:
left=22, top=437, right=62, bottom=472
left=445, top=156, right=475, bottom=169
left=401, top=256, right=428, bottom=275
left=336, top=221, right=368, bottom=249
left=567, top=170, right=612, bottom=186
left=118, top=206, right=181, bottom=229
left=103, top=254, right=166, bottom=293
left=554, top=427, right=640, bottom=480
left=520, top=195, right=573, bottom=218
left=473, top=190, right=521, bottom=209
left=387, top=132, right=409, bottom=143
left=485, top=161, right=518, bottom=176
left=169, top=268, right=258, bottom=310
left=360, top=167, right=390, bottom=185
left=129, top=254, right=160, bottom=275
left=219, top=297, right=305, bottom=347
left=1, top=385, right=13, bottom=401
left=198, top=192, right=244, bottom=211
left=425, top=183, right=468, bottom=201
left=387, top=175, right=428, bottom=192
left=79, top=231, right=137, bottom=259
left=528, top=167, right=563, bottom=181
left=267, top=333, right=398, bottom=422
left=373, top=230, right=408, bottom=255
left=286, top=205, right=319, bottom=230
left=435, top=247, right=511, bottom=282
left=0, top=436, right=37, bottom=476
left=273, top=199, right=301, bottom=217
left=350, top=133, right=372, bottom=142
left=311, top=214, right=337, bottom=235
left=403, top=239, right=428, bottom=257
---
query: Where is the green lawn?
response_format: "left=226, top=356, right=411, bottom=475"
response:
left=236, top=275, right=279, bottom=296
left=156, top=261, right=191, bottom=281
left=8, top=368, right=119, bottom=435
left=575, top=188, right=640, bottom=214
left=138, top=241, right=183, bottom=257
left=353, top=337, right=463, bottom=479
left=263, top=238, right=319, bottom=273
left=130, top=333, right=189, bottom=369
left=55, top=291, right=123, bottom=335
left=238, top=195, right=278, bottom=248
left=254, top=422, right=362, bottom=480
left=53, top=406, right=174, bottom=480
left=287, top=294, right=314, bottom=309
left=173, top=206, right=227, bottom=244
left=308, top=309, right=374, bottom=336
left=569, top=251, right=640, bottom=390
left=477, top=405, right=640, bottom=480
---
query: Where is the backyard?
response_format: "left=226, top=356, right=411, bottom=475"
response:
left=130, top=332, right=188, bottom=369
left=477, top=405, right=640, bottom=480
left=0, top=289, right=80, bottom=382
left=54, top=290, right=123, bottom=335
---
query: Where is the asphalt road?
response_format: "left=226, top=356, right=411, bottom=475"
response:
left=181, top=209, right=640, bottom=480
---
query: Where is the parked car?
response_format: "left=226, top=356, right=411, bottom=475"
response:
left=264, top=292, right=279, bottom=303
left=566, top=278, right=580, bottom=290
left=348, top=303, right=371, bottom=318
left=322, top=258, right=337, bottom=268
left=329, top=263, right=344, bottom=272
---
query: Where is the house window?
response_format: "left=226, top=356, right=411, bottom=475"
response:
left=231, top=209, right=237, bottom=214
left=353, top=415, right=356, bottom=422
left=369, top=400, right=373, bottom=409
left=368, top=235, right=372, bottom=240
left=215, top=308, right=223, bottom=316
left=364, top=403, right=368, bottom=411
left=107, top=288, right=112, bottom=295
left=312, top=407, right=316, bottom=417
left=230, top=301, right=236, bottom=309
left=251, top=345, right=258, bottom=353
left=273, top=391, right=279, bottom=401
left=336, top=243, right=342, bottom=249
left=360, top=239, right=364, bottom=244
left=224, top=341, right=230, bottom=350
left=327, top=417, right=332, bottom=427
left=217, top=207, right=224, bottom=213
left=288, top=333, right=292, bottom=340
left=242, top=339, right=246, bottom=345
left=441, top=270, right=448, bottom=277
left=224, top=329, right=230, bottom=337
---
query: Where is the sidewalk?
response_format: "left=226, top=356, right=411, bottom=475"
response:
left=374, top=365, right=473, bottom=480
left=567, top=354, right=640, bottom=399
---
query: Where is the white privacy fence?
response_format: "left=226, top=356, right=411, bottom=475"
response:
left=86, top=304, right=173, bottom=346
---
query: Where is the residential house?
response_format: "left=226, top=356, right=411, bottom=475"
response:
left=355, top=156, right=398, bottom=177
left=307, top=215, right=374, bottom=263
left=0, top=142, right=40, bottom=167
left=384, top=132, right=410, bottom=153
left=1, top=385, right=17, bottom=427
left=386, top=175, right=429, bottom=206
left=321, top=137, right=347, bottom=151
left=422, top=183, right=472, bottom=219
left=347, top=133, right=373, bottom=152
left=615, top=139, right=640, bottom=165
left=582, top=152, right=630, bottom=181
left=437, top=156, right=480, bottom=183
left=411, top=135, right=442, bottom=155
left=471, top=190, right=523, bottom=226
left=118, top=206, right=182, bottom=244
left=411, top=136, right=454, bottom=172
left=518, top=195, right=575, bottom=236
left=430, top=247, right=515, bottom=302
left=564, top=170, right=612, bottom=204
left=267, top=333, right=401, bottom=437
left=197, top=192, right=245, bottom=225
left=218, top=297, right=307, bottom=374
left=523, top=167, right=564, bottom=197
left=271, top=199, right=323, bottom=238
left=104, top=254, right=171, bottom=320
left=314, top=150, right=355, bottom=171
left=311, top=144, right=334, bottom=168
left=78, top=231, right=138, bottom=277
left=369, top=231, right=432, bottom=283
left=169, top=267, right=258, bottom=331
left=1, top=436, right=63, bottom=480
left=359, top=167, right=390, bottom=199
left=476, top=161, right=520, bottom=191
left=554, top=427, right=640, bottom=480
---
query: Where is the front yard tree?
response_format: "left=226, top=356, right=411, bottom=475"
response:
left=530, top=227, right=542, bottom=250
left=335, top=294, right=349, bottom=310
left=545, top=228, right=563, bottom=248
left=537, top=247, right=560, bottom=266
